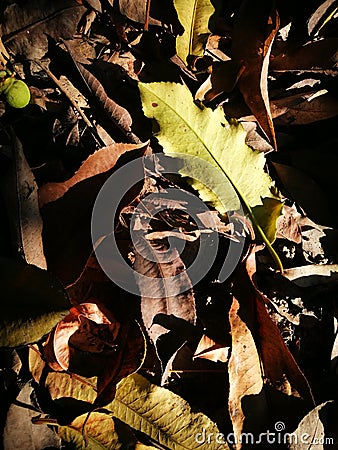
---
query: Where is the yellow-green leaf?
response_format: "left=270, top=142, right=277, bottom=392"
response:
left=139, top=81, right=283, bottom=270
left=30, top=351, right=228, bottom=450
left=174, top=0, right=215, bottom=63
left=58, top=412, right=121, bottom=450
left=109, top=374, right=229, bottom=450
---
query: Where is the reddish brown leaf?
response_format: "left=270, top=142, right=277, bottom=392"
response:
left=43, top=303, right=145, bottom=406
left=39, top=142, right=148, bottom=207
left=232, top=0, right=279, bottom=149
left=270, top=38, right=338, bottom=72
left=40, top=146, right=147, bottom=286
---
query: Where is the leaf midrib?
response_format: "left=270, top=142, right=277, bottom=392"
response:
left=112, top=395, right=202, bottom=450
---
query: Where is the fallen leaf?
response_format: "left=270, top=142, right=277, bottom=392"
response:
left=288, top=401, right=334, bottom=450
left=57, top=411, right=121, bottom=450
left=0, top=257, right=69, bottom=348
left=40, top=145, right=146, bottom=286
left=65, top=45, right=142, bottom=144
left=193, top=334, right=229, bottom=362
left=0, top=131, right=46, bottom=269
left=1, top=0, right=86, bottom=59
left=4, top=383, right=62, bottom=450
left=139, top=81, right=283, bottom=269
left=270, top=38, right=338, bottom=72
left=276, top=204, right=302, bottom=244
left=39, top=142, right=148, bottom=207
left=134, top=235, right=196, bottom=371
left=109, top=374, right=230, bottom=450
left=174, top=0, right=215, bottom=64
left=228, top=250, right=314, bottom=447
left=273, top=90, right=338, bottom=125
left=43, top=303, right=145, bottom=406
left=232, top=0, right=279, bottom=149
left=30, top=350, right=230, bottom=449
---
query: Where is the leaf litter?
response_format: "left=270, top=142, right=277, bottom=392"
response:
left=1, top=1, right=338, bottom=449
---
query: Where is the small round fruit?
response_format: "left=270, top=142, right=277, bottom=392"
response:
left=2, top=78, right=30, bottom=108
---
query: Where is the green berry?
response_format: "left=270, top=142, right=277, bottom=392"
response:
left=1, top=77, right=30, bottom=108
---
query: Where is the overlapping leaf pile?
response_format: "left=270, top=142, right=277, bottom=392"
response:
left=1, top=0, right=338, bottom=449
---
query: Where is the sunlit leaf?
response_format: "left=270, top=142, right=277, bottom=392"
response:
left=139, top=81, right=283, bottom=269
left=57, top=412, right=121, bottom=450
left=174, top=0, right=215, bottom=63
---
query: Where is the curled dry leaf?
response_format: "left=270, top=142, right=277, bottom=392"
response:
left=232, top=0, right=279, bottom=149
left=43, top=303, right=145, bottom=405
left=44, top=303, right=120, bottom=376
left=193, top=334, right=230, bottom=363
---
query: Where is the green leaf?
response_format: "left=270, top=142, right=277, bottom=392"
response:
left=108, top=374, right=229, bottom=450
left=0, top=258, right=69, bottom=348
left=57, top=412, right=121, bottom=450
left=139, top=81, right=283, bottom=270
left=174, top=0, right=215, bottom=63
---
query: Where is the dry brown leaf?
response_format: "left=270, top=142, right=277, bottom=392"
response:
left=0, top=132, right=46, bottom=269
left=134, top=235, right=196, bottom=372
left=276, top=204, right=302, bottom=244
left=193, top=334, right=229, bottom=363
left=43, top=303, right=145, bottom=406
left=1, top=0, right=86, bottom=60
left=64, top=43, right=142, bottom=144
left=39, top=142, right=147, bottom=207
left=40, top=145, right=147, bottom=286
left=272, top=90, right=338, bottom=125
left=271, top=38, right=338, bottom=72
left=228, top=250, right=314, bottom=448
left=232, top=0, right=279, bottom=149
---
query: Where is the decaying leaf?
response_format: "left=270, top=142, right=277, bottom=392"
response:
left=228, top=250, right=314, bottom=447
left=232, top=0, right=279, bottom=149
left=288, top=402, right=334, bottom=450
left=1, top=0, right=86, bottom=59
left=4, top=383, right=62, bottom=450
left=134, top=235, right=196, bottom=372
left=0, top=257, right=69, bottom=348
left=30, top=350, right=229, bottom=449
left=57, top=412, right=121, bottom=450
left=43, top=303, right=145, bottom=406
left=65, top=50, right=142, bottom=144
left=193, top=334, right=229, bottom=363
left=174, top=0, right=215, bottom=63
left=39, top=142, right=148, bottom=207
left=110, top=374, right=230, bottom=450
left=1, top=132, right=46, bottom=269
